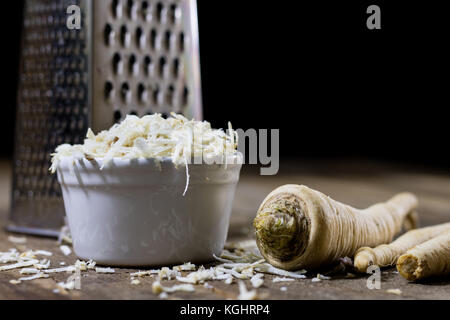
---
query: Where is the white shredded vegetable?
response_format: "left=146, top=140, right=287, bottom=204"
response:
left=224, top=276, right=233, bottom=284
left=314, top=273, right=331, bottom=281
left=159, top=292, right=169, bottom=299
left=50, top=113, right=238, bottom=195
left=58, top=278, right=76, bottom=290
left=18, top=273, right=49, bottom=281
left=272, top=277, right=295, bottom=283
left=58, top=225, right=73, bottom=245
left=0, top=259, right=39, bottom=271
left=19, top=268, right=39, bottom=275
left=386, top=288, right=402, bottom=295
left=158, top=267, right=180, bottom=280
left=8, top=236, right=27, bottom=244
left=203, top=282, right=214, bottom=289
left=152, top=281, right=195, bottom=294
left=95, top=267, right=115, bottom=274
left=250, top=274, right=264, bottom=288
left=254, top=263, right=307, bottom=279
left=33, top=250, right=53, bottom=257
left=86, top=259, right=96, bottom=269
left=237, top=281, right=259, bottom=300
left=44, top=266, right=76, bottom=273
left=75, top=260, right=87, bottom=271
left=175, top=266, right=218, bottom=284
left=172, top=262, right=196, bottom=272
left=130, top=270, right=159, bottom=277
left=59, top=245, right=72, bottom=256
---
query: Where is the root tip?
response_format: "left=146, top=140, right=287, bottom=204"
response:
left=397, top=254, right=419, bottom=281
left=354, top=248, right=376, bottom=273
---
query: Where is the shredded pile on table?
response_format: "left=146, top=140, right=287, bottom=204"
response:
left=0, top=247, right=105, bottom=290
left=130, top=240, right=307, bottom=299
left=3, top=239, right=319, bottom=299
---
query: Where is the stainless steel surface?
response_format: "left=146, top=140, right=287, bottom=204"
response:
left=10, top=0, right=202, bottom=236
left=92, top=0, right=202, bottom=131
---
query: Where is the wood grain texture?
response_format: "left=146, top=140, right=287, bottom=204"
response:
left=1, top=159, right=449, bottom=299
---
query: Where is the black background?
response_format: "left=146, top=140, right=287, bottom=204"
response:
left=2, top=1, right=449, bottom=168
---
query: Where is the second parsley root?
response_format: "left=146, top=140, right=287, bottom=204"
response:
left=354, top=222, right=450, bottom=272
left=397, top=231, right=450, bottom=281
left=253, top=185, right=418, bottom=270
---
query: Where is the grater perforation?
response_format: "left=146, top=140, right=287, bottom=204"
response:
left=10, top=0, right=202, bottom=236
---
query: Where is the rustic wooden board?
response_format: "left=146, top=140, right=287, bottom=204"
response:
left=1, top=159, right=449, bottom=300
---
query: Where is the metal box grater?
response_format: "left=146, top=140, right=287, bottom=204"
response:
left=8, top=0, right=202, bottom=237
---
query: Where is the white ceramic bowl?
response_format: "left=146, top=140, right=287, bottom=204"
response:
left=56, top=156, right=242, bottom=266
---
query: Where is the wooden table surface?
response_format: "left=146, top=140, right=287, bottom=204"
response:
left=1, top=159, right=450, bottom=300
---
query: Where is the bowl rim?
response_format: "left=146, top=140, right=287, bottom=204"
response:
left=56, top=152, right=244, bottom=170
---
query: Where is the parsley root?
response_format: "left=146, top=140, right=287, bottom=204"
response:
left=253, top=185, right=418, bottom=270
left=397, top=231, right=450, bottom=281
left=354, top=222, right=450, bottom=272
